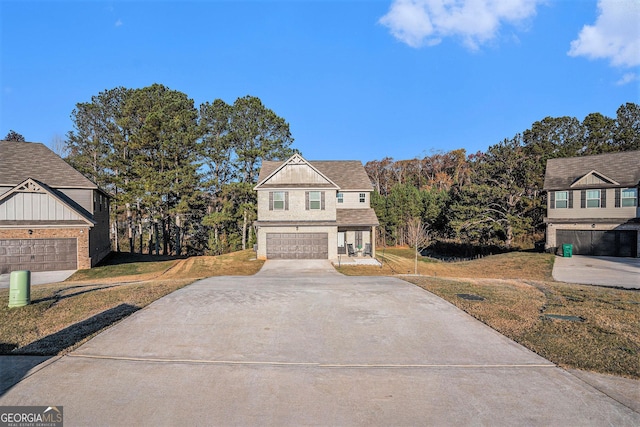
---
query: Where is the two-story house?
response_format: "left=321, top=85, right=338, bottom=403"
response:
left=254, top=153, right=379, bottom=260
left=0, top=141, right=111, bottom=272
left=543, top=150, right=640, bottom=257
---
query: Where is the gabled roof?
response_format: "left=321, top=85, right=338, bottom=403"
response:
left=256, top=154, right=373, bottom=191
left=0, top=178, right=95, bottom=225
left=0, top=140, right=99, bottom=189
left=569, top=170, right=619, bottom=187
left=254, top=153, right=339, bottom=190
left=543, top=150, right=640, bottom=191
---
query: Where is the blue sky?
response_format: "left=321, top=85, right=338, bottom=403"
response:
left=1, top=0, right=638, bottom=163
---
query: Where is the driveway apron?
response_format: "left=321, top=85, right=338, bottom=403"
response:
left=553, top=255, right=640, bottom=289
left=1, top=261, right=638, bottom=426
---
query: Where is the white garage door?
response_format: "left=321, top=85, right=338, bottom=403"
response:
left=0, top=238, right=78, bottom=273
left=266, top=233, right=328, bottom=259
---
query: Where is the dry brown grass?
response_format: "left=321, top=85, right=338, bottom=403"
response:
left=0, top=250, right=263, bottom=355
left=339, top=247, right=638, bottom=378
left=405, top=276, right=640, bottom=379
left=337, top=247, right=554, bottom=281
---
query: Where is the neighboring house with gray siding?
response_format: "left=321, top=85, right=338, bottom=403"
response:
left=0, top=141, right=111, bottom=273
left=543, top=150, right=640, bottom=257
left=254, top=153, right=379, bottom=260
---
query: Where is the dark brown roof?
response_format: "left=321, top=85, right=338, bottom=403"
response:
left=258, top=159, right=373, bottom=191
left=253, top=220, right=337, bottom=227
left=253, top=208, right=379, bottom=228
left=0, top=141, right=98, bottom=189
left=336, top=208, right=379, bottom=227
left=543, top=150, right=640, bottom=190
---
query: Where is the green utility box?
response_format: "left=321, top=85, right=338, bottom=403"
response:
left=562, top=244, right=573, bottom=258
left=8, top=270, right=31, bottom=308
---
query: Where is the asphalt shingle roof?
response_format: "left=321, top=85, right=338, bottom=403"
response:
left=543, top=150, right=640, bottom=190
left=0, top=141, right=98, bottom=189
left=336, top=208, right=380, bottom=226
left=258, top=159, right=373, bottom=191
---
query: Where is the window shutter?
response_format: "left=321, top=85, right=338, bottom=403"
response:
left=568, top=191, right=573, bottom=208
left=285, top=192, right=289, bottom=210
left=321, top=192, right=325, bottom=210
left=549, top=192, right=555, bottom=209
left=601, top=189, right=606, bottom=208
left=305, top=191, right=309, bottom=210
left=269, top=192, right=273, bottom=211
left=615, top=188, right=621, bottom=208
left=580, top=190, right=586, bottom=208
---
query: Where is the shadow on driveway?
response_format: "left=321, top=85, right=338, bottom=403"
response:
left=0, top=303, right=139, bottom=395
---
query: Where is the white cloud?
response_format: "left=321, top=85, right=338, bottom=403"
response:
left=115, top=19, right=123, bottom=27
left=379, top=0, right=543, bottom=50
left=616, top=72, right=638, bottom=86
left=568, top=0, right=640, bottom=68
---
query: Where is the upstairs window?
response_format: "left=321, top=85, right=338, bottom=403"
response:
left=271, top=191, right=286, bottom=210
left=622, top=188, right=637, bottom=207
left=555, top=191, right=568, bottom=209
left=586, top=190, right=600, bottom=208
left=309, top=191, right=321, bottom=210
left=337, top=192, right=344, bottom=204
left=359, top=193, right=366, bottom=203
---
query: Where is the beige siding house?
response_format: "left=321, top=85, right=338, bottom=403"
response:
left=0, top=141, right=111, bottom=272
left=543, top=150, right=640, bottom=257
left=254, top=153, right=379, bottom=260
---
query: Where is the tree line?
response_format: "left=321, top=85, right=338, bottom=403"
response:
left=54, top=84, right=639, bottom=257
left=367, top=102, right=639, bottom=253
left=65, top=84, right=295, bottom=256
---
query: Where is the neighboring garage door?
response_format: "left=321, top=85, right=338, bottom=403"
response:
left=0, top=238, right=78, bottom=273
left=556, top=230, right=637, bottom=257
left=266, top=233, right=328, bottom=259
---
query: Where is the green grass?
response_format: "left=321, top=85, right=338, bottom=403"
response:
left=68, top=258, right=178, bottom=282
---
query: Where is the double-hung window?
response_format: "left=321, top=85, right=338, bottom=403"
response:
left=586, top=190, right=600, bottom=208
left=309, top=191, right=321, bottom=210
left=622, top=188, right=637, bottom=207
left=272, top=191, right=286, bottom=210
left=337, top=192, right=344, bottom=204
left=555, top=191, right=568, bottom=208
left=359, top=193, right=366, bottom=203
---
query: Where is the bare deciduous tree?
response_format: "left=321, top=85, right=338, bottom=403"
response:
left=406, top=217, right=430, bottom=275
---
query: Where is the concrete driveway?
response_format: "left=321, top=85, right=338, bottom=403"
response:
left=0, top=270, right=76, bottom=289
left=1, top=260, right=638, bottom=425
left=553, top=255, right=640, bottom=289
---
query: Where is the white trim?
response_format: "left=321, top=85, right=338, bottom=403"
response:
left=254, top=154, right=340, bottom=190
left=570, top=170, right=620, bottom=187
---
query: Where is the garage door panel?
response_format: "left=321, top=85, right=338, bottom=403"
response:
left=618, top=232, right=637, bottom=257
left=266, top=232, right=328, bottom=259
left=556, top=230, right=637, bottom=257
left=0, top=238, right=77, bottom=273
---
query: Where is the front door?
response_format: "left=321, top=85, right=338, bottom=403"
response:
left=355, top=231, right=363, bottom=250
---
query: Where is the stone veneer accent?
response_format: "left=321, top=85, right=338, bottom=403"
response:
left=0, top=227, right=91, bottom=269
